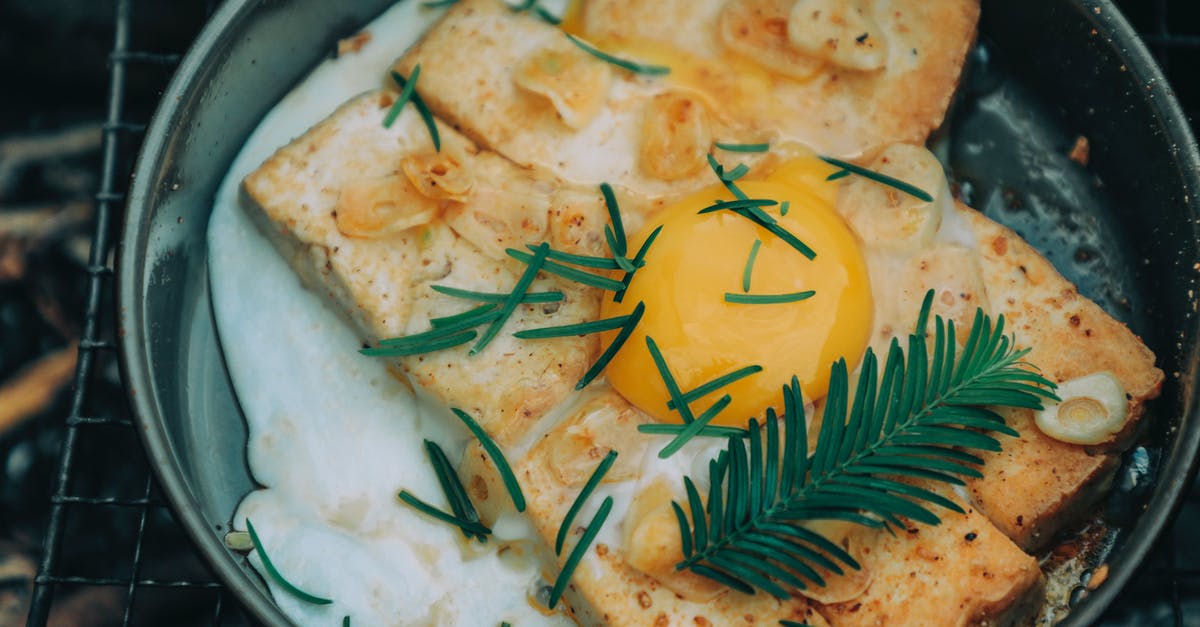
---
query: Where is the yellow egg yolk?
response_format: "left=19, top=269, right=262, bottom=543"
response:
left=601, top=159, right=873, bottom=426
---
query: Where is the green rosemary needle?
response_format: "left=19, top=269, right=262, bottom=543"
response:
left=451, top=407, right=525, bottom=512
left=531, top=245, right=621, bottom=270
left=779, top=621, right=811, bottom=627
left=534, top=6, right=562, bottom=24
left=566, top=34, right=670, bottom=76
left=825, top=169, right=851, bottom=182
left=360, top=330, right=476, bottom=357
left=420, top=0, right=458, bottom=6
left=715, top=141, right=770, bottom=153
left=601, top=182, right=626, bottom=256
left=706, top=155, right=815, bottom=260
left=514, top=314, right=632, bottom=339
left=343, top=617, right=351, bottom=627
left=741, top=239, right=762, bottom=292
left=432, top=284, right=564, bottom=304
left=382, top=309, right=499, bottom=346
left=657, top=395, right=733, bottom=459
left=722, top=163, right=751, bottom=182
left=779, top=201, right=791, bottom=216
left=425, top=440, right=487, bottom=541
left=667, top=364, right=764, bottom=411
left=697, top=198, right=779, bottom=215
left=614, top=225, right=663, bottom=303
left=245, top=519, right=333, bottom=605
left=637, top=423, right=748, bottom=438
left=555, top=450, right=618, bottom=555
left=549, top=496, right=614, bottom=609
left=472, top=243, right=549, bottom=355
left=645, top=335, right=695, bottom=423
left=430, top=304, right=499, bottom=329
left=506, top=248, right=627, bottom=292
left=383, top=64, right=420, bottom=129
left=606, top=227, right=637, bottom=273
left=577, top=301, right=644, bottom=389
left=398, top=490, right=493, bottom=536
left=389, top=70, right=441, bottom=151
left=819, top=156, right=933, bottom=202
left=724, top=291, right=816, bottom=305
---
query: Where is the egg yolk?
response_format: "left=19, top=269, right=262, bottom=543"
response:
left=601, top=158, right=873, bottom=427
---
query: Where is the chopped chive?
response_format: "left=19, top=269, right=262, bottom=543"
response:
left=722, top=163, right=751, bottom=182
left=554, top=450, right=618, bottom=554
left=534, top=6, right=562, bottom=24
left=741, top=239, right=762, bottom=293
left=724, top=291, right=816, bottom=305
left=706, top=155, right=815, bottom=259
left=425, top=440, right=487, bottom=541
left=532, top=245, right=621, bottom=270
left=420, top=0, right=458, bottom=6
left=779, top=201, right=790, bottom=216
left=244, top=519, right=333, bottom=605
left=667, top=365, right=764, bottom=411
left=389, top=70, right=441, bottom=151
left=398, top=490, right=493, bottom=535
left=451, top=407, right=526, bottom=512
left=657, top=395, right=733, bottom=458
left=360, top=329, right=476, bottom=357
left=514, top=314, right=631, bottom=339
left=383, top=64, right=420, bottom=129
left=697, top=198, right=779, bottom=215
left=577, top=301, right=644, bottom=389
left=506, top=248, right=627, bottom=292
left=645, top=335, right=696, bottom=423
left=600, top=183, right=626, bottom=256
left=826, top=169, right=851, bottom=182
left=614, top=225, right=663, bottom=303
left=472, top=243, right=548, bottom=354
left=715, top=141, right=770, bottom=153
left=549, top=496, right=614, bottom=608
left=638, top=423, right=747, bottom=438
left=819, top=156, right=934, bottom=202
left=432, top=284, right=564, bottom=304
left=430, top=304, right=499, bottom=329
left=606, top=226, right=637, bottom=272
left=382, top=309, right=499, bottom=345
left=566, top=34, right=670, bottom=76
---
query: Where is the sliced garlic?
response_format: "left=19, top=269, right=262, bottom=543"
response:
left=788, top=0, right=888, bottom=72
left=837, top=143, right=947, bottom=253
left=639, top=91, right=712, bottom=181
left=514, top=45, right=612, bottom=130
left=719, top=0, right=825, bottom=82
left=400, top=151, right=474, bottom=202
left=1035, top=372, right=1127, bottom=445
left=334, top=175, right=439, bottom=239
left=546, top=397, right=642, bottom=486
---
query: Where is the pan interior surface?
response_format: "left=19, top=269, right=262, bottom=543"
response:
left=118, top=0, right=1200, bottom=625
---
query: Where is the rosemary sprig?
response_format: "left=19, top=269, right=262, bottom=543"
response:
left=534, top=6, right=562, bottom=24
left=343, top=617, right=350, bottom=627
left=389, top=70, right=441, bottom=151
left=472, top=243, right=548, bottom=354
left=722, top=163, right=751, bottom=182
left=826, top=169, right=851, bottom=182
left=614, top=225, right=663, bottom=303
left=383, top=63, right=420, bottom=129
left=420, top=0, right=458, bottom=7
left=382, top=309, right=499, bottom=345
left=819, top=156, right=933, bottom=202
left=657, top=394, right=733, bottom=459
left=530, top=245, right=621, bottom=270
left=451, top=407, right=526, bottom=512
left=566, top=34, right=670, bottom=76
left=360, top=330, right=477, bottom=357
left=506, top=248, right=627, bottom=292
left=697, top=199, right=778, bottom=215
left=705, top=155, right=816, bottom=260
left=637, top=423, right=748, bottom=438
left=430, top=304, right=497, bottom=328
left=245, top=519, right=333, bottom=605
left=779, top=201, right=791, bottom=216
left=398, top=490, right=493, bottom=536
left=576, top=301, right=644, bottom=389
left=432, top=284, right=563, bottom=304
left=724, top=291, right=815, bottom=305
left=646, top=336, right=697, bottom=423
left=741, top=239, right=762, bottom=292
left=549, top=496, right=614, bottom=609
left=555, top=450, right=618, bottom=554
left=671, top=292, right=1057, bottom=598
left=715, top=141, right=770, bottom=153
left=779, top=622, right=811, bottom=627
left=667, top=364, right=763, bottom=411
left=425, top=440, right=487, bottom=542
left=601, top=183, right=627, bottom=256
left=514, top=314, right=633, bottom=339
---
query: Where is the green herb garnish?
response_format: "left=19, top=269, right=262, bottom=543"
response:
left=472, top=243, right=548, bottom=354
left=360, top=330, right=477, bottom=357
left=420, top=0, right=459, bottom=7
left=825, top=169, right=851, bottom=182
left=600, top=182, right=626, bottom=254
left=383, top=63, right=420, bottom=129
left=779, top=201, right=790, bottom=216
left=706, top=155, right=816, bottom=260
left=389, top=70, right=441, bottom=151
left=555, top=450, right=618, bottom=554
left=779, top=622, right=811, bottom=627
left=819, top=156, right=933, bottom=202
left=432, top=284, right=564, bottom=304
left=614, top=225, right=663, bottom=303
left=637, top=423, right=748, bottom=438
left=534, top=6, right=561, bottom=24
left=657, top=394, right=733, bottom=459
left=724, top=291, right=815, bottom=305
left=343, top=617, right=351, bottom=627
left=425, top=440, right=487, bottom=541
left=383, top=310, right=499, bottom=346
left=398, top=490, right=493, bottom=536
left=606, top=228, right=637, bottom=273
left=514, top=314, right=633, bottom=339
left=430, top=304, right=498, bottom=329
left=245, top=519, right=333, bottom=605
left=507, top=248, right=627, bottom=292
left=451, top=407, right=526, bottom=512
left=645, top=335, right=696, bottom=423
left=697, top=198, right=779, bottom=215
left=549, top=496, right=614, bottom=608
left=715, top=142, right=770, bottom=153
left=667, top=364, right=763, bottom=411
left=721, top=163, right=751, bottom=182
left=576, top=301, right=644, bottom=389
left=741, top=239, right=762, bottom=293
left=670, top=292, right=1057, bottom=597
left=531, top=245, right=621, bottom=270
left=566, top=34, right=670, bottom=76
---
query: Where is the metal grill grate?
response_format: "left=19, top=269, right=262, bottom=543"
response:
left=22, top=0, right=1200, bottom=625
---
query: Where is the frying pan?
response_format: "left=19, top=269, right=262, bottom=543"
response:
left=116, top=0, right=1200, bottom=625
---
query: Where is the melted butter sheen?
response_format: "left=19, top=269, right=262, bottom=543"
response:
left=601, top=158, right=874, bottom=426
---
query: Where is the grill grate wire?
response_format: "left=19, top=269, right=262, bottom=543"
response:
left=22, top=0, right=1199, bottom=625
